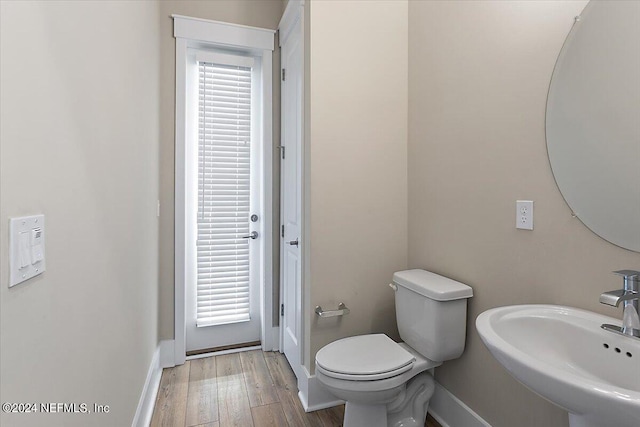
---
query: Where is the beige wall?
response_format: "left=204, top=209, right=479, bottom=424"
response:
left=0, top=1, right=159, bottom=426
left=307, top=0, right=409, bottom=371
left=2, top=2, right=636, bottom=426
left=158, top=0, right=285, bottom=340
left=408, top=1, right=640, bottom=427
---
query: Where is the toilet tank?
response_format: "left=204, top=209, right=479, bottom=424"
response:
left=392, top=269, right=473, bottom=362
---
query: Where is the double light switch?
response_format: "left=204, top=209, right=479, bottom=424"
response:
left=9, top=215, right=46, bottom=287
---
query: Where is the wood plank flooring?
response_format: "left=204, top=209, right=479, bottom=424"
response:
left=150, top=350, right=441, bottom=427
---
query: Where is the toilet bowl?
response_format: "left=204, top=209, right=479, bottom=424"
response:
left=316, top=335, right=440, bottom=427
left=315, top=269, right=473, bottom=427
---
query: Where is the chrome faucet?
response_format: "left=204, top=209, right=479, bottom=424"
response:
left=600, top=270, right=640, bottom=339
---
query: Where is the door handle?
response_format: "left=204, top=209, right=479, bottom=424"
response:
left=242, top=231, right=258, bottom=239
left=287, top=238, right=299, bottom=247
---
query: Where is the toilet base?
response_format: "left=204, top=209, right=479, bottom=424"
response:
left=344, top=402, right=388, bottom=427
left=342, top=372, right=435, bottom=427
left=388, top=371, right=435, bottom=427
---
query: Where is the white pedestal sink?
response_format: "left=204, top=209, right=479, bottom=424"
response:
left=476, top=305, right=640, bottom=427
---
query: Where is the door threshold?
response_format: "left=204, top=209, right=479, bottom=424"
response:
left=186, top=341, right=262, bottom=360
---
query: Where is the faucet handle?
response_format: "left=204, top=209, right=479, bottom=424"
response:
left=613, top=270, right=640, bottom=279
left=600, top=289, right=639, bottom=307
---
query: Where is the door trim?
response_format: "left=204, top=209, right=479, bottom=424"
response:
left=278, top=0, right=307, bottom=383
left=173, top=16, right=276, bottom=366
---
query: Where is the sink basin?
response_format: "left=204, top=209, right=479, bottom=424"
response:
left=476, top=305, right=640, bottom=427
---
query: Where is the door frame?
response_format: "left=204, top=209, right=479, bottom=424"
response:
left=278, top=0, right=307, bottom=382
left=173, top=15, right=277, bottom=366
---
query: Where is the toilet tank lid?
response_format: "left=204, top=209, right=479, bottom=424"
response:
left=392, top=269, right=473, bottom=301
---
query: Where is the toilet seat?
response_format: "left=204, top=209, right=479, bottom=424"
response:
left=315, top=334, right=415, bottom=381
left=316, top=360, right=414, bottom=381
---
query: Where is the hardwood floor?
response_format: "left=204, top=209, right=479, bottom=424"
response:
left=150, top=350, right=442, bottom=427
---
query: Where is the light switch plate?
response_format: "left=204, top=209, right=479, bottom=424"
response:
left=9, top=215, right=46, bottom=287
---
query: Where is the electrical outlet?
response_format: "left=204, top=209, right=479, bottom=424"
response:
left=516, top=200, right=534, bottom=230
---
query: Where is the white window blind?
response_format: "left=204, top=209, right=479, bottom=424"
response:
left=197, top=60, right=252, bottom=327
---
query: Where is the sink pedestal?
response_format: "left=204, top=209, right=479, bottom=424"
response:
left=569, top=413, right=624, bottom=427
left=569, top=413, right=604, bottom=427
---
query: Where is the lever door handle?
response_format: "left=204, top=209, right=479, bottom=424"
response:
left=287, top=239, right=299, bottom=247
left=242, top=231, right=258, bottom=239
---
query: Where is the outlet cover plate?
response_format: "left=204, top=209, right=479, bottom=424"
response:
left=516, top=200, right=534, bottom=230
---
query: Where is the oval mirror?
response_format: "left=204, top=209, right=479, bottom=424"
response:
left=546, top=0, right=640, bottom=252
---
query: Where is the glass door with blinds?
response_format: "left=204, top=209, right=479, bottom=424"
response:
left=185, top=50, right=262, bottom=353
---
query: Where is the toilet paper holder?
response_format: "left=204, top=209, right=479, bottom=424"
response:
left=315, top=302, right=350, bottom=318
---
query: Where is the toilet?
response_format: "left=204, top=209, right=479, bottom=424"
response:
left=315, top=269, right=473, bottom=427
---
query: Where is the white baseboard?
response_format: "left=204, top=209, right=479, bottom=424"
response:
left=131, top=340, right=176, bottom=427
left=160, top=339, right=176, bottom=368
left=429, top=381, right=491, bottom=427
left=263, top=326, right=280, bottom=352
left=297, top=365, right=345, bottom=413
left=131, top=345, right=162, bottom=427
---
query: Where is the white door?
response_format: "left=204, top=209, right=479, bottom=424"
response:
left=186, top=53, right=262, bottom=353
left=280, top=16, right=303, bottom=374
